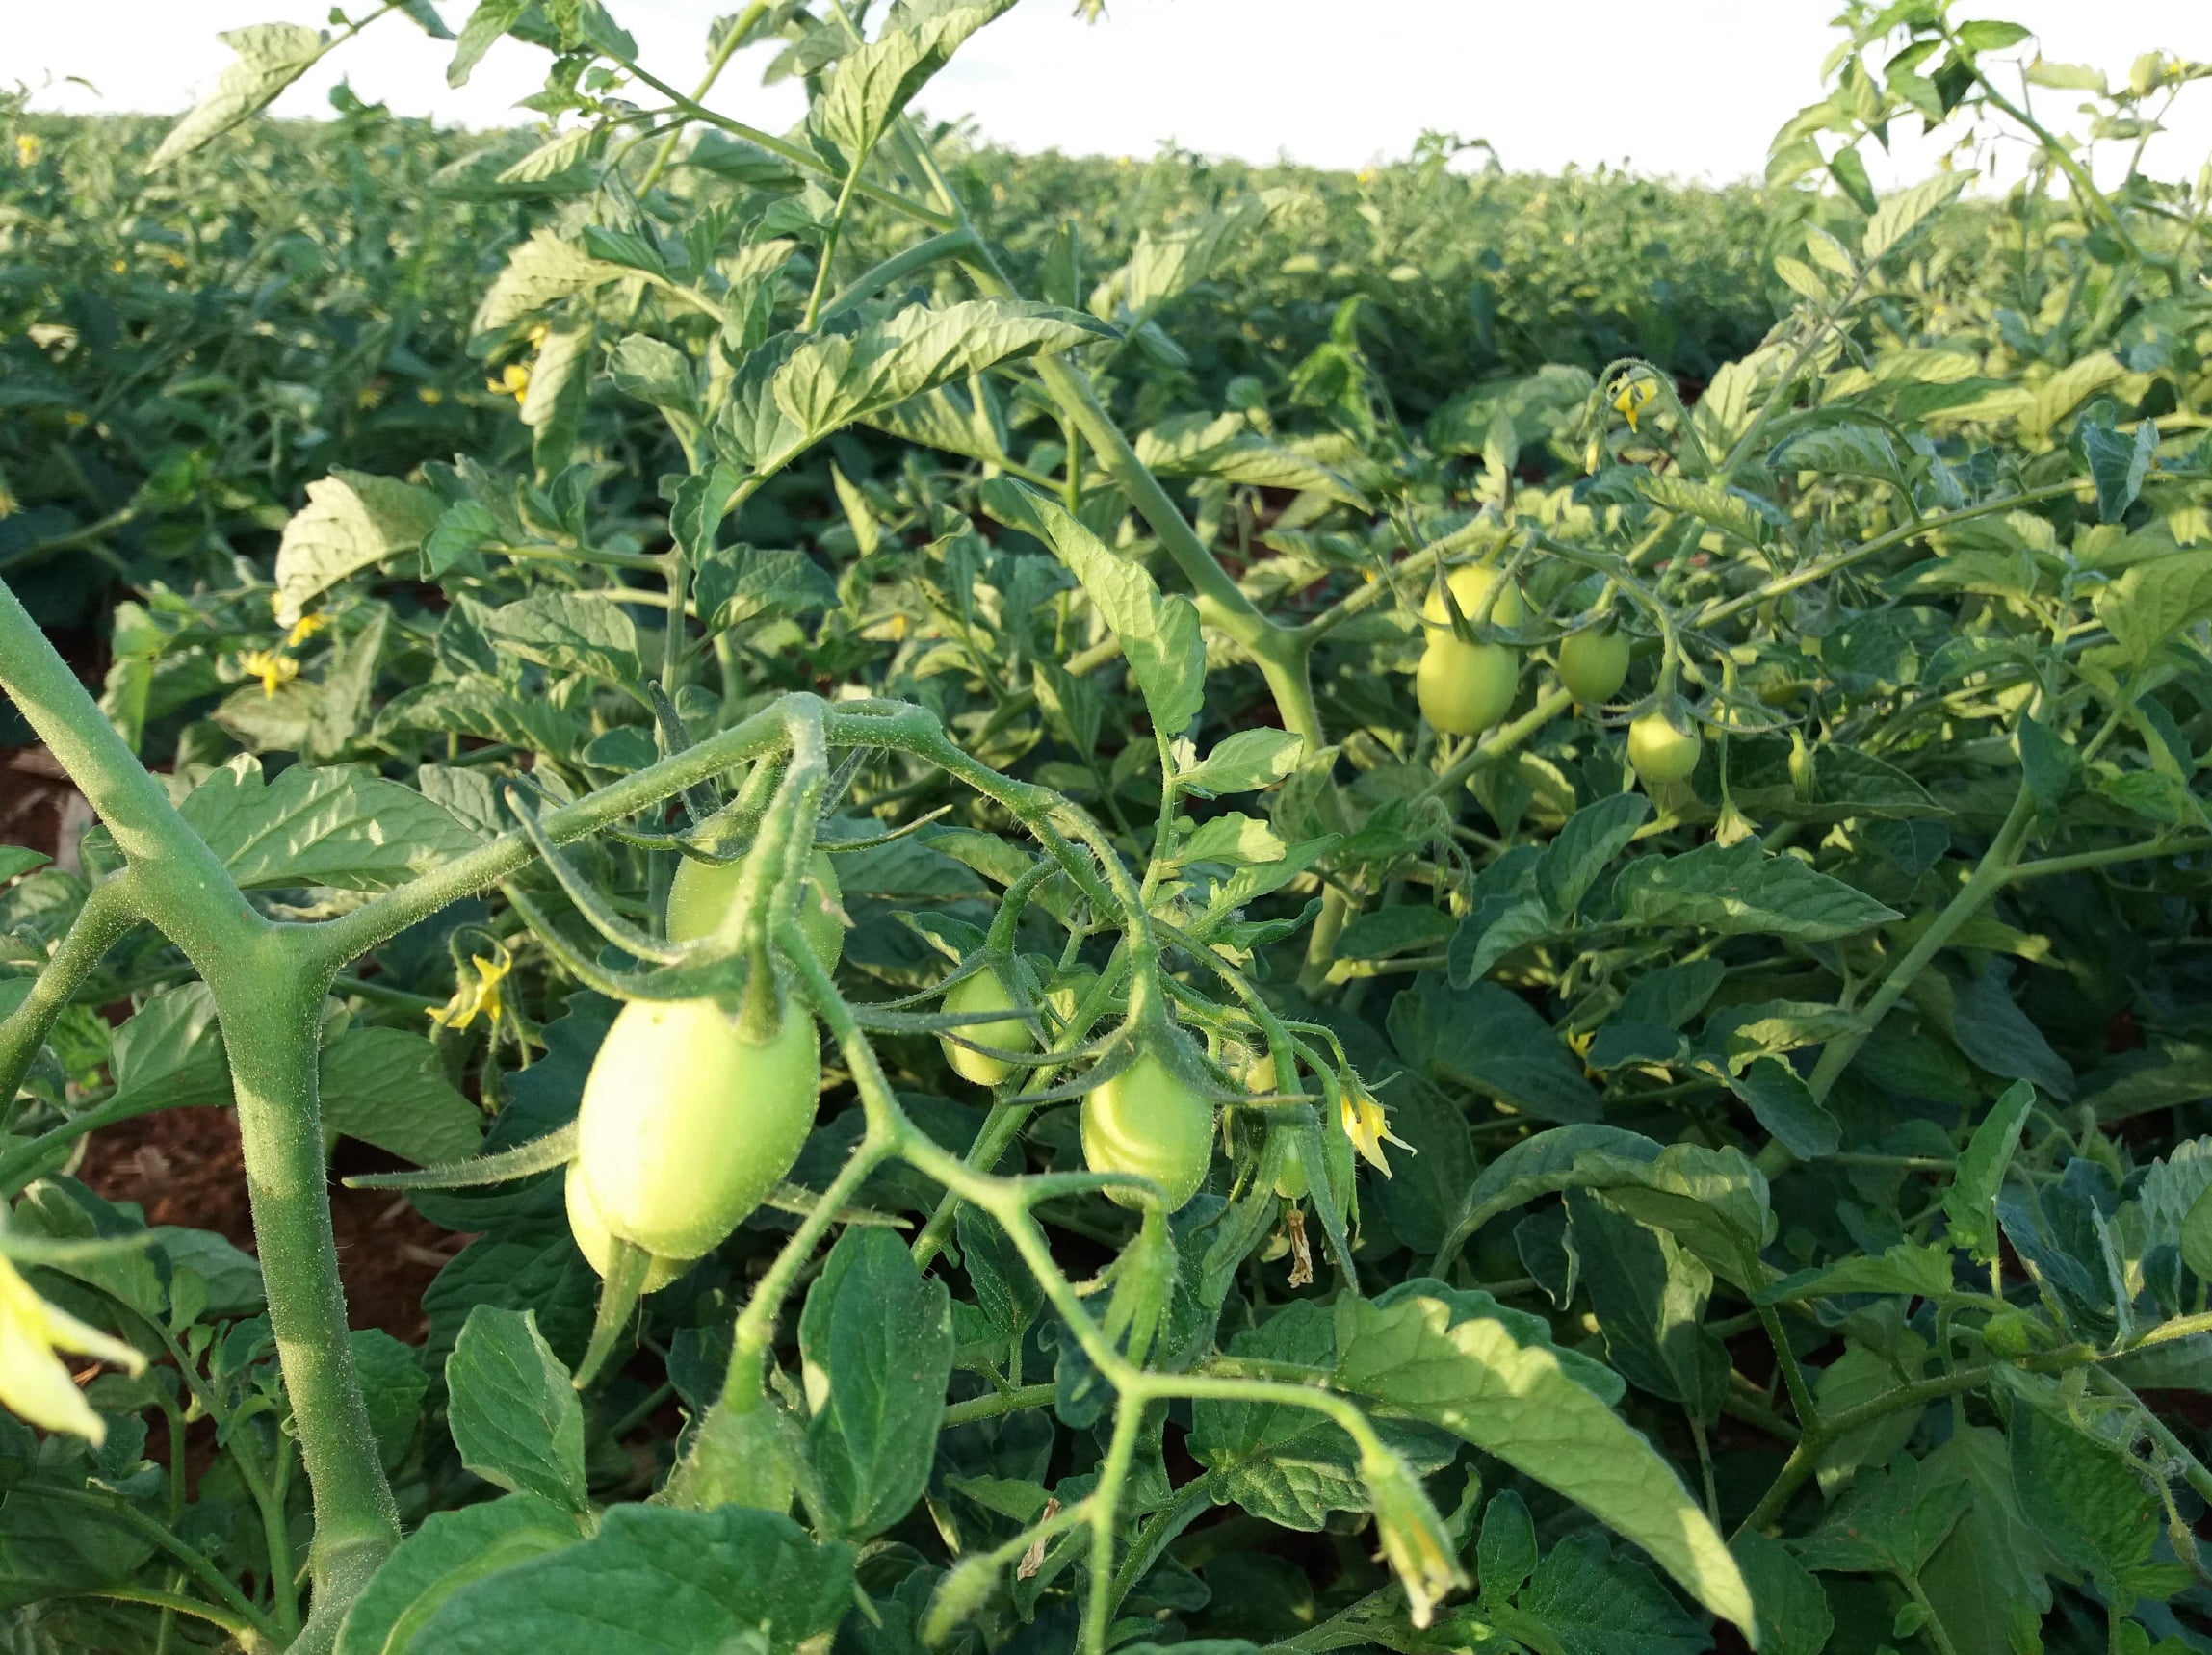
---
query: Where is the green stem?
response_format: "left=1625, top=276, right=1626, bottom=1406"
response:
left=2006, top=833, right=2212, bottom=883
left=1735, top=1364, right=1996, bottom=1538
left=1901, top=1571, right=1961, bottom=1655
left=0, top=872, right=141, bottom=1109
left=635, top=0, right=762, bottom=195
left=1084, top=1402, right=1145, bottom=1655
left=0, top=1087, right=199, bottom=1200
left=59, top=1588, right=266, bottom=1645
left=1806, top=782, right=2035, bottom=1104
left=942, top=1383, right=1057, bottom=1427
left=37, top=1485, right=277, bottom=1642
left=816, top=226, right=981, bottom=326
left=0, top=578, right=399, bottom=1642
left=212, top=946, right=399, bottom=1642
left=1693, top=484, right=2084, bottom=630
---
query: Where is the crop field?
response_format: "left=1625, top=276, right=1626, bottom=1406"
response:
left=3, top=4, right=2212, bottom=1653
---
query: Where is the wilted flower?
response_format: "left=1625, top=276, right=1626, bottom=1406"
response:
left=1360, top=1444, right=1466, bottom=1628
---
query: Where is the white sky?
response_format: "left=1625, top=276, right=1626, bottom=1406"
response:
left=13, top=1, right=2211, bottom=187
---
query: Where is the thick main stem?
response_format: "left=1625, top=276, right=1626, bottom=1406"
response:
left=210, top=942, right=399, bottom=1647
left=0, top=579, right=399, bottom=1643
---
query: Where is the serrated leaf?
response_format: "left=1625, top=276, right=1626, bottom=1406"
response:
left=799, top=1228, right=952, bottom=1541
left=606, top=333, right=695, bottom=417
left=378, top=678, right=583, bottom=760
left=449, top=0, right=527, bottom=87
left=772, top=301, right=1104, bottom=452
left=809, top=0, right=1020, bottom=163
left=482, top=595, right=644, bottom=685
left=1796, top=1453, right=1969, bottom=1578
left=1613, top=842, right=1900, bottom=941
left=1632, top=473, right=1785, bottom=549
left=1942, top=1080, right=2037, bottom=1260
left=273, top=471, right=444, bottom=626
left=982, top=480, right=1205, bottom=737
left=334, top=1495, right=578, bottom=1655
left=692, top=546, right=839, bottom=633
left=1172, top=813, right=1285, bottom=870
left=2095, top=550, right=2212, bottom=663
left=149, top=24, right=328, bottom=168
left=179, top=756, right=483, bottom=892
left=446, top=1306, right=588, bottom=1513
left=405, top=1504, right=851, bottom=1654
left=2076, top=407, right=2156, bottom=524
left=0, top=848, right=52, bottom=884
left=1771, top=421, right=1909, bottom=488
left=471, top=229, right=624, bottom=339
left=1181, top=729, right=1303, bottom=796
left=1334, top=1293, right=1754, bottom=1637
left=1728, top=1057, right=1842, bottom=1160
left=319, top=1029, right=486, bottom=1167
left=1863, top=172, right=1972, bottom=262
left=1536, top=792, right=1651, bottom=916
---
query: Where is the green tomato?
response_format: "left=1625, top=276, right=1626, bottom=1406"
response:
left=564, top=1163, right=687, bottom=1292
left=1416, top=639, right=1520, bottom=735
left=1557, top=627, right=1630, bottom=705
left=574, top=996, right=820, bottom=1262
left=940, top=967, right=1033, bottom=1087
left=1626, top=707, right=1703, bottom=786
left=1081, top=1052, right=1213, bottom=1211
left=1422, top=563, right=1527, bottom=632
left=667, top=846, right=844, bottom=972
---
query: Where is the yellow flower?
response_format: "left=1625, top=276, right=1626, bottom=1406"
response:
left=1340, top=1082, right=1412, bottom=1177
left=429, top=945, right=514, bottom=1033
left=525, top=323, right=551, bottom=349
left=0, top=1253, right=145, bottom=1445
left=417, top=385, right=444, bottom=405
left=284, top=611, right=330, bottom=649
left=14, top=134, right=42, bottom=168
left=1611, top=377, right=1658, bottom=433
left=487, top=363, right=531, bottom=402
left=355, top=381, right=386, bottom=410
left=238, top=649, right=299, bottom=697
left=110, top=258, right=127, bottom=274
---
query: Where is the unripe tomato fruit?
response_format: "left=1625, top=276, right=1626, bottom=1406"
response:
left=667, top=846, right=844, bottom=972
left=564, top=1164, right=687, bottom=1291
left=1627, top=708, right=1703, bottom=786
left=1081, top=1053, right=1213, bottom=1211
left=1421, top=564, right=1526, bottom=632
left=573, top=996, right=820, bottom=1263
left=1416, top=640, right=1520, bottom=734
left=1557, top=627, right=1631, bottom=705
left=940, top=967, right=1032, bottom=1086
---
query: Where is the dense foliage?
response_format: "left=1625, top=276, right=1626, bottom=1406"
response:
left=2, top=4, right=2211, bottom=1655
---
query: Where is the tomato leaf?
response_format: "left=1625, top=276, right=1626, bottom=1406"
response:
left=799, top=1227, right=954, bottom=1541
left=445, top=1306, right=589, bottom=1515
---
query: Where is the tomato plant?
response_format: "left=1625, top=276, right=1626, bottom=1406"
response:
left=4, top=4, right=2212, bottom=1654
